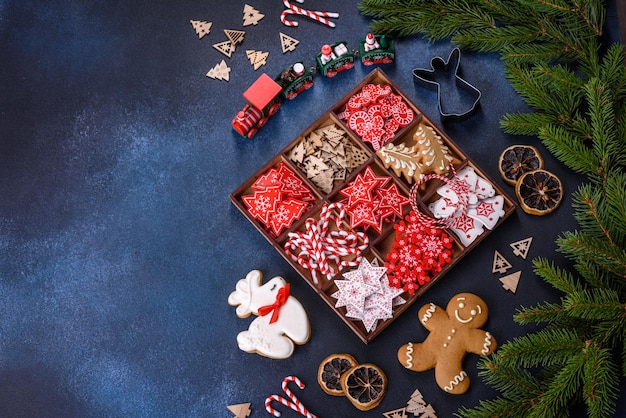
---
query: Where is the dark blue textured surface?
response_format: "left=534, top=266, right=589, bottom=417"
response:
left=1, top=1, right=624, bottom=417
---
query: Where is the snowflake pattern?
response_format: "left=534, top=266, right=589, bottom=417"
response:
left=242, top=162, right=314, bottom=236
left=385, top=211, right=454, bottom=294
left=475, top=200, right=494, bottom=217
left=338, top=166, right=410, bottom=233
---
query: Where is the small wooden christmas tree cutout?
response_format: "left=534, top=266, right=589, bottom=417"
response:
left=206, top=60, right=231, bottom=81
left=190, top=20, right=212, bottom=39
left=510, top=236, right=533, bottom=259
left=224, top=29, right=246, bottom=46
left=243, top=4, right=264, bottom=26
left=280, top=32, right=300, bottom=53
left=421, top=404, right=438, bottom=418
left=246, top=50, right=269, bottom=70
left=213, top=40, right=235, bottom=58
left=383, top=407, right=408, bottom=418
left=492, top=250, right=513, bottom=274
left=227, top=402, right=251, bottom=418
left=500, top=270, right=521, bottom=293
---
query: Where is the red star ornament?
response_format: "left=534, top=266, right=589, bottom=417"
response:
left=362, top=165, right=391, bottom=188
left=339, top=172, right=378, bottom=206
left=376, top=183, right=409, bottom=218
left=347, top=200, right=379, bottom=230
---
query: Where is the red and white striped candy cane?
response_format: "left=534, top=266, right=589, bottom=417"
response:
left=284, top=202, right=368, bottom=283
left=265, top=375, right=318, bottom=418
left=281, top=0, right=339, bottom=28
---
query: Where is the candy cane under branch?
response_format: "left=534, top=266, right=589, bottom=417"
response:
left=265, top=375, right=318, bottom=418
left=281, top=0, right=339, bottom=28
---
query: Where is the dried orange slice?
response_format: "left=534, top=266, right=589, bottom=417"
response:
left=515, top=169, right=563, bottom=215
left=317, top=353, right=358, bottom=396
left=498, top=145, right=544, bottom=186
left=340, top=363, right=387, bottom=411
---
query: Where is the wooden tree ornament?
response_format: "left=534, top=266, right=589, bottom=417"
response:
left=213, top=40, right=235, bottom=58
left=246, top=50, right=269, bottom=70
left=280, top=32, right=300, bottom=53
left=492, top=250, right=512, bottom=274
left=243, top=4, right=264, bottom=26
left=510, top=237, right=533, bottom=259
left=190, top=20, right=212, bottom=39
left=500, top=270, right=521, bottom=293
left=224, top=29, right=246, bottom=45
left=227, top=402, right=251, bottom=418
left=383, top=407, right=408, bottom=418
left=206, top=60, right=231, bottom=81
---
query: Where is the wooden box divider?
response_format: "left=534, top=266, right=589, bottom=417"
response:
left=230, top=68, right=516, bottom=343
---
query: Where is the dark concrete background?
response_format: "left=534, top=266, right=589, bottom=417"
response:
left=0, top=1, right=623, bottom=416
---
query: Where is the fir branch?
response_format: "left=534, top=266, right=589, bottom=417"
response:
left=456, top=355, right=546, bottom=418
left=557, top=231, right=626, bottom=279
left=532, top=257, right=584, bottom=294
left=538, top=124, right=598, bottom=175
left=531, top=351, right=586, bottom=417
left=495, top=327, right=584, bottom=368
left=500, top=111, right=554, bottom=136
left=572, top=184, right=615, bottom=244
left=477, top=354, right=545, bottom=399
left=456, top=397, right=539, bottom=418
left=586, top=77, right=619, bottom=185
left=582, top=344, right=620, bottom=418
left=513, top=301, right=567, bottom=325
left=575, top=258, right=626, bottom=293
left=454, top=26, right=544, bottom=53
left=603, top=173, right=626, bottom=246
left=504, top=62, right=571, bottom=115
left=562, top=288, right=624, bottom=320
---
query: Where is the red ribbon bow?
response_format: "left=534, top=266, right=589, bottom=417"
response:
left=258, top=283, right=290, bottom=324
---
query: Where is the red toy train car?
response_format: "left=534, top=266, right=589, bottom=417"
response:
left=232, top=62, right=313, bottom=139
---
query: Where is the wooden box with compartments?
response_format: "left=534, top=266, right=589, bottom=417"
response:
left=230, top=68, right=516, bottom=343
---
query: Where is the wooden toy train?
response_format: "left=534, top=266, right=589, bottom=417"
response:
left=232, top=34, right=394, bottom=138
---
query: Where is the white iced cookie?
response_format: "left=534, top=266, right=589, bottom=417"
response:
left=228, top=270, right=311, bottom=359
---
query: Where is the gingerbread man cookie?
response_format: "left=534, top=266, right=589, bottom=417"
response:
left=397, top=293, right=496, bottom=394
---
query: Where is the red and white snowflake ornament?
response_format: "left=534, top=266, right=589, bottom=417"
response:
left=385, top=211, right=454, bottom=294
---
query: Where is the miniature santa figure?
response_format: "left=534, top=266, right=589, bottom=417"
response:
left=319, top=44, right=334, bottom=64
left=363, top=33, right=380, bottom=51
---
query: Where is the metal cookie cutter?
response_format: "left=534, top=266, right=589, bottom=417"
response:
left=412, top=48, right=481, bottom=121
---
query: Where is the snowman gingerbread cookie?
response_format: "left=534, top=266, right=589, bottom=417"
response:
left=397, top=293, right=496, bottom=394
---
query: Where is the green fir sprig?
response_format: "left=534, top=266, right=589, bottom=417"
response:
left=359, top=0, right=626, bottom=416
